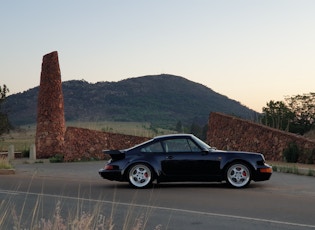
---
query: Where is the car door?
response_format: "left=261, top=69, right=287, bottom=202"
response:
left=161, top=137, right=221, bottom=179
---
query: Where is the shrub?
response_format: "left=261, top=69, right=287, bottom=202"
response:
left=22, top=148, right=30, bottom=158
left=283, top=142, right=300, bottom=163
left=0, top=156, right=13, bottom=169
left=49, top=154, right=64, bottom=163
left=307, top=169, right=315, bottom=176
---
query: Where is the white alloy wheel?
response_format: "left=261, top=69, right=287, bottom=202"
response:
left=128, top=164, right=153, bottom=188
left=226, top=163, right=251, bottom=188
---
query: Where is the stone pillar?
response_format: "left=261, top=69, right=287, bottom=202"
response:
left=35, top=51, right=66, bottom=158
left=8, top=145, right=14, bottom=160
left=29, top=144, right=36, bottom=161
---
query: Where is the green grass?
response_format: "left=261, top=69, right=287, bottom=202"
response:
left=272, top=165, right=299, bottom=174
left=271, top=164, right=315, bottom=177
left=0, top=157, right=13, bottom=169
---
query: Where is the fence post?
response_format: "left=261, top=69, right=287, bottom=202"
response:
left=30, top=144, right=36, bottom=161
left=8, top=145, right=15, bottom=160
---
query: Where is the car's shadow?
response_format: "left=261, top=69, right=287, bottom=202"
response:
left=96, top=181, right=266, bottom=190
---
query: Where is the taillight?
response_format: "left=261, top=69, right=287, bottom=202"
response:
left=105, top=165, right=114, bottom=170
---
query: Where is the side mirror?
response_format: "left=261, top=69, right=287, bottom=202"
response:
left=201, top=149, right=209, bottom=155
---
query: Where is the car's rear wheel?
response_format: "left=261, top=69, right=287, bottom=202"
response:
left=226, top=162, right=251, bottom=188
left=128, top=164, right=153, bottom=188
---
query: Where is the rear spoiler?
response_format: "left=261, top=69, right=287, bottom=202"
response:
left=103, top=149, right=123, bottom=154
left=102, top=149, right=125, bottom=160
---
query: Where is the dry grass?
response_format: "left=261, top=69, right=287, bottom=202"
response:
left=1, top=199, right=114, bottom=230
left=0, top=125, right=36, bottom=152
left=24, top=200, right=115, bottom=230
left=1, top=197, right=163, bottom=230
left=0, top=173, right=163, bottom=229
left=66, top=121, right=174, bottom=138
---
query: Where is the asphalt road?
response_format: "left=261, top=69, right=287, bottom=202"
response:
left=1, top=161, right=315, bottom=229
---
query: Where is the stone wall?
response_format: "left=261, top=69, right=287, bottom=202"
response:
left=63, top=127, right=149, bottom=162
left=207, top=112, right=315, bottom=163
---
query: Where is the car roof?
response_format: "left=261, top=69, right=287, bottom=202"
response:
left=153, top=134, right=195, bottom=140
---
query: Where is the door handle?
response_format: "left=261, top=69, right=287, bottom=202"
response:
left=166, top=156, right=173, bottom=159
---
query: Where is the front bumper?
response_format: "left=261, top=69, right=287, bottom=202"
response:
left=253, top=164, right=272, bottom=181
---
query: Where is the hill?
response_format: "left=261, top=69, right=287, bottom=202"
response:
left=3, top=74, right=258, bottom=128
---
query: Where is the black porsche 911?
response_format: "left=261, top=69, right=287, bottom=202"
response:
left=99, top=134, right=272, bottom=188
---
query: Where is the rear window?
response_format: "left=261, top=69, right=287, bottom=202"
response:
left=140, top=142, right=164, bottom=152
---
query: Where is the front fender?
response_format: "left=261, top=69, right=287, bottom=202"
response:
left=221, top=157, right=257, bottom=174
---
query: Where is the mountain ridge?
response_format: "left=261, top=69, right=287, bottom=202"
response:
left=3, top=74, right=259, bottom=128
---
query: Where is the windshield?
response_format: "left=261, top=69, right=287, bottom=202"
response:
left=192, top=135, right=212, bottom=150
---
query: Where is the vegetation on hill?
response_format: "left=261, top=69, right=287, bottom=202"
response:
left=2, top=74, right=258, bottom=130
left=0, top=84, right=11, bottom=135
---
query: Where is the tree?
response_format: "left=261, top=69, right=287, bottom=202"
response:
left=0, top=84, right=11, bottom=135
left=0, top=84, right=9, bottom=101
left=261, top=93, right=315, bottom=135
left=285, top=93, right=315, bottom=134
left=261, top=100, right=294, bottom=131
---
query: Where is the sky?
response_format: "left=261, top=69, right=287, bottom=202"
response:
left=1, top=1, right=315, bottom=112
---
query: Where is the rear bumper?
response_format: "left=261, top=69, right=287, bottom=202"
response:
left=98, top=169, right=123, bottom=181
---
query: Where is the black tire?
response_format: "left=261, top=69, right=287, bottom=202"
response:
left=226, top=162, right=251, bottom=188
left=128, top=164, right=153, bottom=188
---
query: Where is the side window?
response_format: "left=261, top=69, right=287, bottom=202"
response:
left=140, top=142, right=164, bottom=152
left=163, top=139, right=192, bottom=152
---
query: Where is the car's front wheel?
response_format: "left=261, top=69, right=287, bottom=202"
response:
left=226, top=162, right=251, bottom=188
left=128, top=164, right=153, bottom=188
